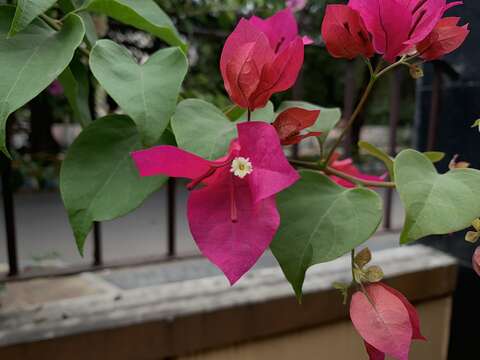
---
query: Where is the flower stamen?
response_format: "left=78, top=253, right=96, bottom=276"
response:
left=230, top=157, right=253, bottom=178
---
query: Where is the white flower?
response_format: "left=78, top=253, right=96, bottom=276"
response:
left=230, top=157, right=253, bottom=178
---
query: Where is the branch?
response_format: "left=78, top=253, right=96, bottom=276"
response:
left=289, top=159, right=396, bottom=188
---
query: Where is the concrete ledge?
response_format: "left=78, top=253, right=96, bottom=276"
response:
left=0, top=245, right=457, bottom=360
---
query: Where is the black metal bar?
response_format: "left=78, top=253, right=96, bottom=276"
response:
left=427, top=62, right=443, bottom=151
left=384, top=69, right=402, bottom=230
left=93, top=222, right=103, bottom=266
left=1, top=155, right=19, bottom=276
left=167, top=178, right=176, bottom=257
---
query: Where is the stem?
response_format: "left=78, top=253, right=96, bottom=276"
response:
left=288, top=159, right=396, bottom=188
left=247, top=109, right=252, bottom=122
left=351, top=249, right=356, bottom=282
left=325, top=76, right=377, bottom=163
left=40, top=14, right=91, bottom=57
left=324, top=166, right=395, bottom=188
left=376, top=55, right=417, bottom=79
left=40, top=14, right=62, bottom=31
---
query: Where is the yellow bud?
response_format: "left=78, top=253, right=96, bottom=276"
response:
left=465, top=231, right=479, bottom=243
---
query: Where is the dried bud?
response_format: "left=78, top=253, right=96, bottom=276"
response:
left=449, top=154, right=470, bottom=170
left=354, top=247, right=372, bottom=268
left=409, top=64, right=424, bottom=79
left=366, top=265, right=384, bottom=283
left=465, top=218, right=480, bottom=243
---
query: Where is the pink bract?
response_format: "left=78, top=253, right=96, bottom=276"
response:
left=347, top=0, right=465, bottom=62
left=321, top=5, right=375, bottom=60
left=272, top=107, right=321, bottom=145
left=417, top=17, right=470, bottom=60
left=131, top=122, right=299, bottom=284
left=220, top=9, right=310, bottom=110
left=329, top=153, right=386, bottom=188
left=350, top=283, right=414, bottom=360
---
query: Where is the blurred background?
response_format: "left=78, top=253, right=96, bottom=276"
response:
left=0, top=1, right=479, bottom=359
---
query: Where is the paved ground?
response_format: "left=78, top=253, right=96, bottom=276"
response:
left=0, top=186, right=405, bottom=271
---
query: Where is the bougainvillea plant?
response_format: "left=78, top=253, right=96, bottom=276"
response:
left=0, top=0, right=476, bottom=358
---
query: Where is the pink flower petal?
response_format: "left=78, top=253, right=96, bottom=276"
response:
left=131, top=145, right=211, bottom=179
left=220, top=19, right=274, bottom=109
left=273, top=107, right=321, bottom=144
left=237, top=122, right=300, bottom=203
left=350, top=284, right=413, bottom=360
left=330, top=156, right=386, bottom=188
left=187, top=168, right=280, bottom=284
left=250, top=37, right=304, bottom=109
left=321, top=5, right=375, bottom=60
left=349, top=0, right=412, bottom=62
left=364, top=341, right=386, bottom=360
left=302, top=35, right=314, bottom=45
left=403, top=0, right=449, bottom=45
left=378, top=283, right=426, bottom=341
left=250, top=8, right=299, bottom=52
left=473, top=246, right=480, bottom=277
left=417, top=17, right=469, bottom=61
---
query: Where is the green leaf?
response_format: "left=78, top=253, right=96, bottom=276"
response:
left=81, top=0, right=186, bottom=50
left=224, top=104, right=245, bottom=121
left=60, top=115, right=170, bottom=254
left=8, top=0, right=57, bottom=36
left=172, top=99, right=237, bottom=160
left=58, top=0, right=98, bottom=47
left=395, top=149, right=480, bottom=244
left=423, top=151, right=445, bottom=163
left=238, top=101, right=275, bottom=122
left=172, top=99, right=274, bottom=160
left=277, top=100, right=341, bottom=141
left=271, top=170, right=383, bottom=299
left=0, top=7, right=85, bottom=156
left=472, top=119, right=480, bottom=129
left=90, top=39, right=188, bottom=146
left=358, top=140, right=394, bottom=179
left=58, top=55, right=92, bottom=128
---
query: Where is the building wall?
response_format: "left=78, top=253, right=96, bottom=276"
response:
left=183, top=297, right=452, bottom=360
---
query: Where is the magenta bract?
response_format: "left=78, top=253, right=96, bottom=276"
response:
left=131, top=122, right=299, bottom=284
left=345, top=0, right=465, bottom=62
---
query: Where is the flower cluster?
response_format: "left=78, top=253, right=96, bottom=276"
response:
left=321, top=0, right=469, bottom=62
left=130, top=6, right=472, bottom=360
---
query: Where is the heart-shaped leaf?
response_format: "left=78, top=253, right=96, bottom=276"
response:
left=8, top=0, right=57, bottom=36
left=90, top=39, right=188, bottom=146
left=81, top=0, right=186, bottom=50
left=271, top=170, right=383, bottom=298
left=395, top=149, right=480, bottom=244
left=60, top=115, right=171, bottom=254
left=171, top=99, right=273, bottom=160
left=0, top=7, right=85, bottom=156
left=276, top=100, right=341, bottom=141
left=59, top=0, right=98, bottom=47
